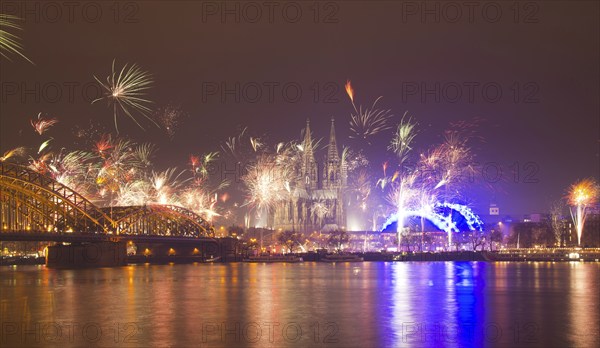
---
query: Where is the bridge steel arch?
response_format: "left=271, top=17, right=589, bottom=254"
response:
left=0, top=162, right=114, bottom=234
left=1, top=163, right=216, bottom=239
left=104, top=205, right=215, bottom=238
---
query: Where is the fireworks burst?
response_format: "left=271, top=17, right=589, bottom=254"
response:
left=379, top=114, right=484, bottom=248
left=150, top=168, right=189, bottom=205
left=250, top=137, right=263, bottom=152
left=72, top=120, right=107, bottom=147
left=242, top=155, right=291, bottom=213
left=155, top=105, right=186, bottom=139
left=387, top=171, right=419, bottom=236
left=0, top=14, right=33, bottom=64
left=221, top=127, right=255, bottom=163
left=4, top=116, right=228, bottom=226
left=389, top=112, right=417, bottom=165
left=416, top=130, right=476, bottom=202
left=92, top=59, right=156, bottom=133
left=30, top=113, right=58, bottom=135
left=345, top=80, right=393, bottom=140
left=189, top=152, right=219, bottom=178
left=48, top=150, right=98, bottom=197
left=567, top=178, right=600, bottom=246
left=0, top=147, right=27, bottom=162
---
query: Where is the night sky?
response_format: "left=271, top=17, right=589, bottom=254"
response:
left=1, top=1, right=598, bottom=218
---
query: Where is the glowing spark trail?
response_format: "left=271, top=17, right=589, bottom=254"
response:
left=345, top=80, right=355, bottom=108
left=0, top=147, right=27, bottom=162
left=38, top=139, right=53, bottom=154
left=567, top=178, right=600, bottom=246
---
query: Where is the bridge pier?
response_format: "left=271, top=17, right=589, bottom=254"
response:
left=127, top=240, right=221, bottom=263
left=132, top=242, right=220, bottom=257
left=46, top=242, right=127, bottom=268
left=125, top=238, right=242, bottom=263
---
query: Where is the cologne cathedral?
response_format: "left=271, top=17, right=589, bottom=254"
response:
left=270, top=118, right=347, bottom=232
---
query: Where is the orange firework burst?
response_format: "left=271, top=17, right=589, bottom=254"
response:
left=189, top=155, right=200, bottom=170
left=568, top=178, right=599, bottom=206
left=30, top=113, right=58, bottom=135
left=95, top=134, right=113, bottom=156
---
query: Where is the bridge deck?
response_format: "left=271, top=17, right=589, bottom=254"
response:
left=0, top=231, right=218, bottom=244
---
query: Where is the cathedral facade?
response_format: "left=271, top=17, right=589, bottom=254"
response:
left=270, top=118, right=347, bottom=233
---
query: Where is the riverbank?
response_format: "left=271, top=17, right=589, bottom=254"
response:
left=3, top=248, right=600, bottom=266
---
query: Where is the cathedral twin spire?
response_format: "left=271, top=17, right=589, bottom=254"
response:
left=302, top=117, right=339, bottom=161
left=276, top=117, right=346, bottom=232
left=301, top=117, right=341, bottom=190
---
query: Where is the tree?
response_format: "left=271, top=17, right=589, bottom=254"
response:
left=277, top=230, right=303, bottom=253
left=451, top=232, right=468, bottom=251
left=327, top=230, right=349, bottom=251
left=468, top=231, right=486, bottom=251
left=508, top=224, right=532, bottom=248
left=531, top=224, right=554, bottom=247
left=489, top=230, right=503, bottom=251
left=508, top=222, right=553, bottom=248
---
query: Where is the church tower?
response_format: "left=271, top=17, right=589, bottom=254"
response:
left=301, top=119, right=318, bottom=191
left=321, top=117, right=346, bottom=230
left=323, top=117, right=341, bottom=189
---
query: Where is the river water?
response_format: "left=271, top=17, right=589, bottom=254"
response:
left=1, top=262, right=599, bottom=348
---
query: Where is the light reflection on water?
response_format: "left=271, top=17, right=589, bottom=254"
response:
left=1, top=262, right=599, bottom=347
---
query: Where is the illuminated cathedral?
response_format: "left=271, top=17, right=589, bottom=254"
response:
left=270, top=118, right=347, bottom=232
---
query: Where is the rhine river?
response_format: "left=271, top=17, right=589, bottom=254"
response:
left=1, top=262, right=599, bottom=348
